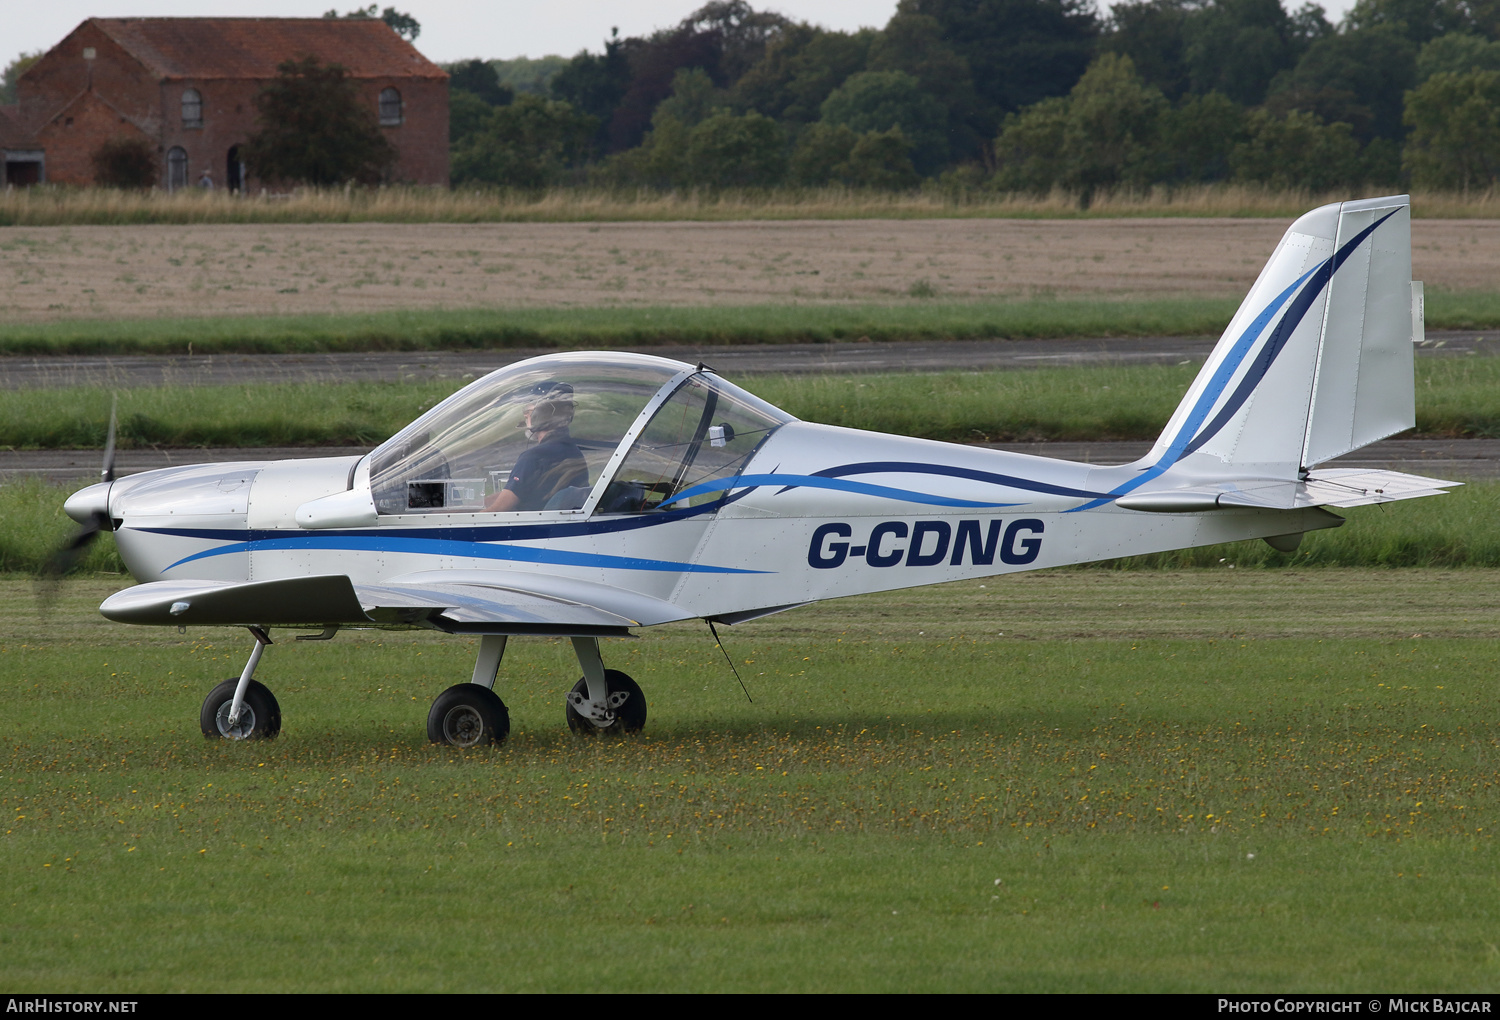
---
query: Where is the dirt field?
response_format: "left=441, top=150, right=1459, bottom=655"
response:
left=1, top=217, right=1494, bottom=322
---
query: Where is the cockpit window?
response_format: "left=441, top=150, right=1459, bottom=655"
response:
left=598, top=374, right=791, bottom=514
left=368, top=355, right=684, bottom=515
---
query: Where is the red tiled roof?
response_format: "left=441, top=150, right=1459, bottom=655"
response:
left=89, top=18, right=447, bottom=81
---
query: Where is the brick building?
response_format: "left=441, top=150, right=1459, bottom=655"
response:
left=2, top=18, right=448, bottom=189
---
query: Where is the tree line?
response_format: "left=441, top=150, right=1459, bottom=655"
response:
left=9, top=0, right=1496, bottom=194
left=445, top=0, right=1500, bottom=195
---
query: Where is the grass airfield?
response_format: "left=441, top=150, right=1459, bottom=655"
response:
left=2, top=570, right=1497, bottom=991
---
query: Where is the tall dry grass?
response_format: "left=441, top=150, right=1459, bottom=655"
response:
left=2, top=183, right=1497, bottom=226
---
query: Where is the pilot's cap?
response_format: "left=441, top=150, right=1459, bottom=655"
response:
left=523, top=380, right=575, bottom=431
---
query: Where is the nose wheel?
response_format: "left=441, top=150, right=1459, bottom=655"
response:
left=201, top=628, right=281, bottom=740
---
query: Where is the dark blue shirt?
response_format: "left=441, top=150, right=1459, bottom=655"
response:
left=503, top=432, right=588, bottom=510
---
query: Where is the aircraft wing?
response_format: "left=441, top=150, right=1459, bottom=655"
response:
left=98, top=574, right=645, bottom=635
left=1116, top=469, right=1460, bottom=512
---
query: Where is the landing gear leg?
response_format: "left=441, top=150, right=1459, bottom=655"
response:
left=427, top=635, right=511, bottom=747
left=470, top=635, right=507, bottom=689
left=201, top=626, right=281, bottom=740
left=565, top=637, right=647, bottom=735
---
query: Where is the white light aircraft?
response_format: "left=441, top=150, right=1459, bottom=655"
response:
left=62, top=195, right=1454, bottom=746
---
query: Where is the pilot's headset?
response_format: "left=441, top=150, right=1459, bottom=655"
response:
left=522, top=381, right=575, bottom=440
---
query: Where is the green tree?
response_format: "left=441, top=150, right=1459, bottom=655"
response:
left=90, top=137, right=157, bottom=189
left=323, top=5, right=420, bottom=40
left=994, top=54, right=1166, bottom=199
left=1231, top=108, right=1365, bottom=190
left=1416, top=31, right=1500, bottom=81
left=549, top=30, right=632, bottom=152
left=1182, top=0, right=1315, bottom=106
left=1402, top=69, right=1500, bottom=187
left=1151, top=91, right=1247, bottom=181
left=449, top=90, right=493, bottom=145
left=451, top=94, right=596, bottom=188
left=1103, top=0, right=1193, bottom=100
left=1342, top=0, right=1474, bottom=44
left=0, top=50, right=41, bottom=104
left=789, top=122, right=860, bottom=184
left=652, top=67, right=725, bottom=128
left=900, top=0, right=1100, bottom=119
left=448, top=59, right=513, bottom=107
left=868, top=12, right=983, bottom=160
left=680, top=0, right=793, bottom=82
left=992, top=96, right=1069, bottom=192
left=788, top=122, right=920, bottom=187
left=493, top=56, right=571, bottom=96
left=601, top=68, right=725, bottom=187
left=842, top=127, right=922, bottom=188
left=820, top=70, right=950, bottom=174
left=684, top=110, right=787, bottom=187
left=242, top=56, right=396, bottom=187
left=730, top=24, right=875, bottom=131
left=1266, top=24, right=1418, bottom=141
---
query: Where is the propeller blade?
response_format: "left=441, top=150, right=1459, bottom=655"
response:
left=36, top=510, right=110, bottom=608
left=101, top=395, right=118, bottom=483
left=40, top=395, right=119, bottom=607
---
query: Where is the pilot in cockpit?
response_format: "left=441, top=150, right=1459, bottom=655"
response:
left=484, top=381, right=590, bottom=512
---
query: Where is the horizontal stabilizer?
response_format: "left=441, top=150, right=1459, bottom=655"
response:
left=1117, top=469, right=1459, bottom=513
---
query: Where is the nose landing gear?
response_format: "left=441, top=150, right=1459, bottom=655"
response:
left=201, top=627, right=281, bottom=740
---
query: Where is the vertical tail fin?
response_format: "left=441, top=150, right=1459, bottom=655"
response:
left=1145, top=195, right=1415, bottom=482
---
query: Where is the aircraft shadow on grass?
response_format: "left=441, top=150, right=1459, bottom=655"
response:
left=60, top=196, right=1455, bottom=748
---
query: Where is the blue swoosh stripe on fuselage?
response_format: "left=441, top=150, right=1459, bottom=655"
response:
left=808, top=462, right=1112, bottom=500
left=137, top=490, right=741, bottom=546
left=162, top=534, right=770, bottom=574
left=659, top=472, right=1023, bottom=509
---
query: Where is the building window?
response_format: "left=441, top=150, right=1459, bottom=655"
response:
left=181, top=88, right=202, bottom=129
left=379, top=87, right=402, bottom=126
left=167, top=146, right=188, bottom=191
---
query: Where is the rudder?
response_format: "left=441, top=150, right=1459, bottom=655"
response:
left=1144, top=195, right=1416, bottom=484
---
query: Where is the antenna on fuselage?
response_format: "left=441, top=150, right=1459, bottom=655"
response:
left=706, top=620, right=753, bottom=704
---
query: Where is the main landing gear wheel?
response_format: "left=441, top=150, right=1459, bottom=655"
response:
left=200, top=679, right=282, bottom=740
left=565, top=669, right=647, bottom=735
left=427, top=683, right=510, bottom=747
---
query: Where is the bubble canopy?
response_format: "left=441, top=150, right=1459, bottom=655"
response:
left=368, top=352, right=793, bottom=517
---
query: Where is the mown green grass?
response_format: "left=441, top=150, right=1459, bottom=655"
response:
left=2, top=572, right=1496, bottom=991
left=2, top=291, right=1498, bottom=355
left=0, top=299, right=1245, bottom=356
left=8, top=356, right=1500, bottom=450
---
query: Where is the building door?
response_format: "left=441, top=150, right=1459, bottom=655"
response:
left=4, top=159, right=42, bottom=186
left=167, top=147, right=188, bottom=191
left=227, top=145, right=244, bottom=193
